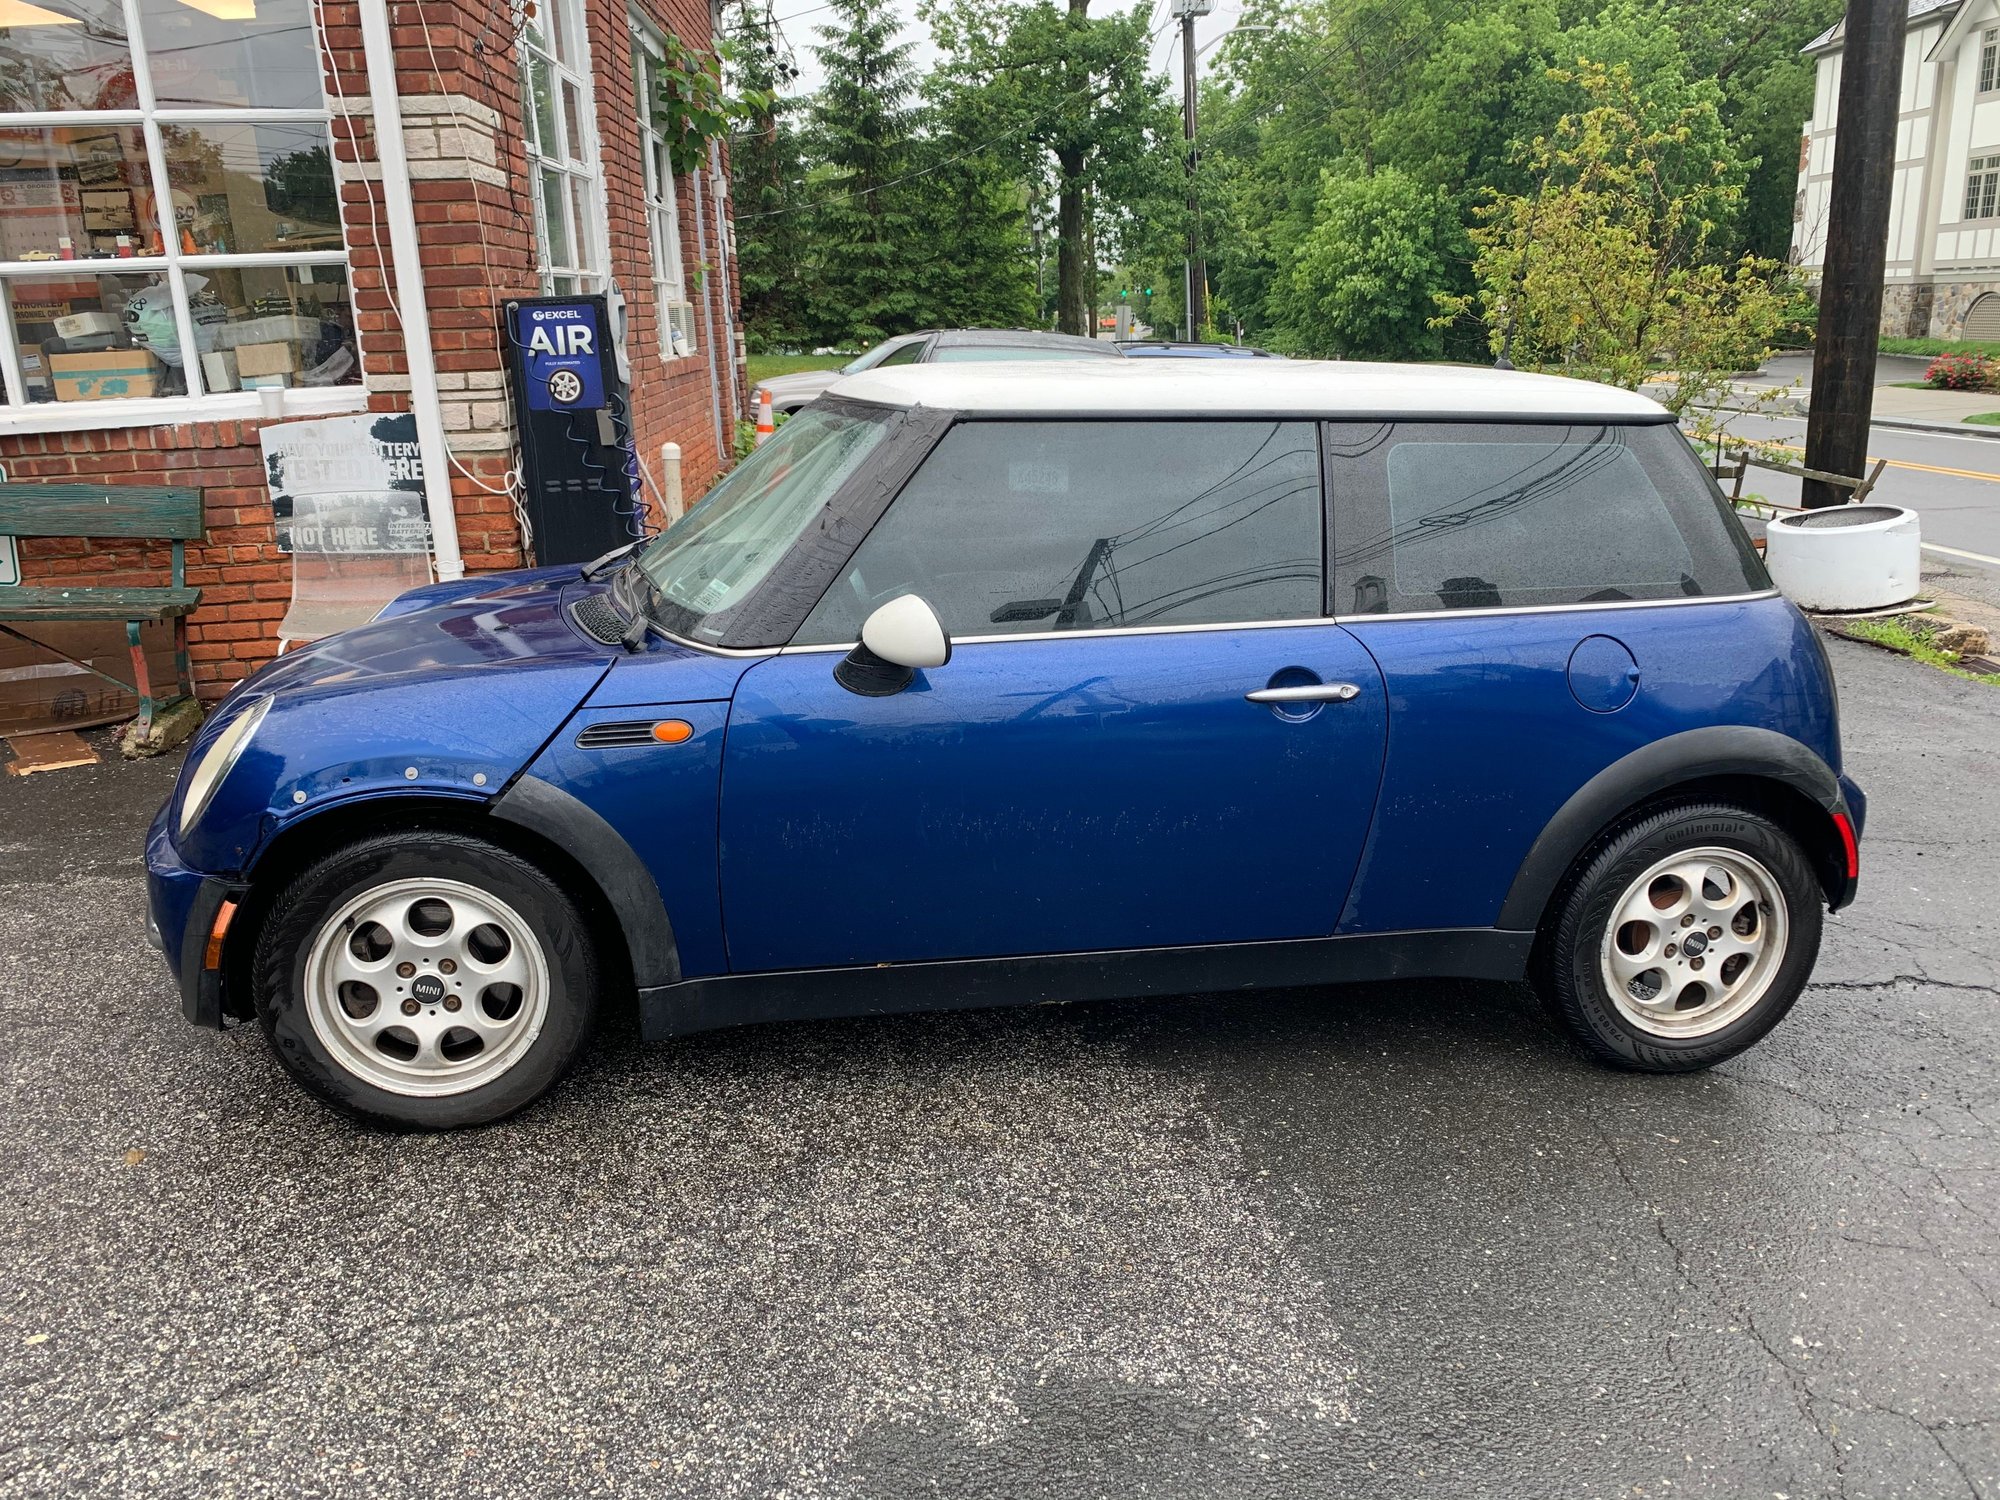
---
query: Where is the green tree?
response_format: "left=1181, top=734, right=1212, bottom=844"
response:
left=807, top=0, right=923, bottom=344
left=1271, top=166, right=1462, bottom=359
left=726, top=4, right=811, bottom=350
left=1437, top=61, right=1788, bottom=419
left=925, top=0, right=1179, bottom=335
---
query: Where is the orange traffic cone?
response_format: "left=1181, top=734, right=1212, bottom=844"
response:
left=754, top=389, right=775, bottom=447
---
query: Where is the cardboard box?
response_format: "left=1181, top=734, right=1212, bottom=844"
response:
left=17, top=344, right=48, bottom=393
left=50, top=348, right=160, bottom=401
left=0, top=619, right=176, bottom=737
left=200, top=349, right=238, bottom=390
left=234, top=340, right=296, bottom=378
left=53, top=310, right=118, bottom=340
left=227, top=315, right=319, bottom=347
left=239, top=373, right=290, bottom=390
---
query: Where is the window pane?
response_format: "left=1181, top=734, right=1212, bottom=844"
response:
left=528, top=52, right=558, bottom=158
left=1328, top=422, right=1767, bottom=613
left=561, top=78, right=586, bottom=161
left=539, top=167, right=571, bottom=268
left=550, top=0, right=578, bottom=69
left=796, top=421, right=1324, bottom=644
left=0, top=0, right=136, bottom=111
left=8, top=270, right=191, bottom=402
left=137, top=0, right=325, bottom=110
left=195, top=261, right=358, bottom=389
left=162, top=121, right=337, bottom=255
left=0, top=126, right=159, bottom=260
left=568, top=175, right=596, bottom=273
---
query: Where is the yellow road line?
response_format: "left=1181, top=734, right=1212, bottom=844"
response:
left=1768, top=442, right=2000, bottom=484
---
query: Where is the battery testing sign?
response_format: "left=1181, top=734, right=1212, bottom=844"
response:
left=512, top=302, right=606, bottom=411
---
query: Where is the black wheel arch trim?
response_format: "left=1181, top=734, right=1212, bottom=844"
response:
left=1498, top=725, right=1852, bottom=930
left=489, top=774, right=681, bottom=989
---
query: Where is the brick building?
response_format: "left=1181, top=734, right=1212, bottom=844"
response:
left=0, top=0, right=744, bottom=699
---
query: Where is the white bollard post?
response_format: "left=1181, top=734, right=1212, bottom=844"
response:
left=660, top=441, right=684, bottom=523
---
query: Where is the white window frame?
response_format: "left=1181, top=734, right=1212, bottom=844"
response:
left=1967, top=155, right=2000, bottom=222
left=1981, top=27, right=2000, bottom=94
left=523, top=0, right=611, bottom=294
left=0, top=0, right=364, bottom=435
left=631, top=13, right=695, bottom=359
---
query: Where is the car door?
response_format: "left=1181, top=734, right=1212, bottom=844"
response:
left=716, top=418, right=1389, bottom=973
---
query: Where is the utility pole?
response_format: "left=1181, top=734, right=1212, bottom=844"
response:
left=1802, top=0, right=1902, bottom=509
left=1172, top=0, right=1212, bottom=342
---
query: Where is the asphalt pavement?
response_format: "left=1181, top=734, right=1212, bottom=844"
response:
left=1, top=634, right=1996, bottom=1499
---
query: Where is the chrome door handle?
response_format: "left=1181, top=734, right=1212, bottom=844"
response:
left=1245, top=683, right=1361, bottom=704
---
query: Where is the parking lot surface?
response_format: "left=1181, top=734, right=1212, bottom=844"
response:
left=1, top=633, right=1995, bottom=1499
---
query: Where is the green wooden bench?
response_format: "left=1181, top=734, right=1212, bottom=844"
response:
left=0, top=483, right=203, bottom=735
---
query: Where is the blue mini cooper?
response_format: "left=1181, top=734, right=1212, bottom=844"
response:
left=147, top=361, right=1864, bottom=1128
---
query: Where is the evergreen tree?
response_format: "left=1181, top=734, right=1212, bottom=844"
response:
left=807, top=0, right=923, bottom=344
left=727, top=4, right=810, bottom=351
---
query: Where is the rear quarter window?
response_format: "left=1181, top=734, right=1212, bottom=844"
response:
left=1326, top=421, right=1768, bottom=615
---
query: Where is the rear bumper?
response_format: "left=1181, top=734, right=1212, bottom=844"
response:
left=145, top=802, right=241, bottom=1029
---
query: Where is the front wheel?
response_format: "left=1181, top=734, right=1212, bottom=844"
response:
left=1535, top=802, right=1824, bottom=1072
left=252, top=832, right=599, bottom=1128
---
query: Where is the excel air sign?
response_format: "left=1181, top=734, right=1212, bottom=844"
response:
left=511, top=302, right=607, bottom=412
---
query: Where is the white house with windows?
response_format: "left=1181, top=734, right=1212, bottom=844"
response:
left=1795, top=0, right=2000, bottom=338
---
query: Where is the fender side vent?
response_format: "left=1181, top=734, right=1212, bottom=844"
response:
left=576, top=720, right=661, bottom=749
left=570, top=593, right=628, bottom=644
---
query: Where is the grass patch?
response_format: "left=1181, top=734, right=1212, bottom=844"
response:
left=746, top=353, right=849, bottom=384
left=1880, top=337, right=2000, bottom=358
left=1836, top=616, right=2000, bottom=684
left=1965, top=411, right=2000, bottom=426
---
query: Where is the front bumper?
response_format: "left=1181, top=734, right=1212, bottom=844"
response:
left=145, top=801, right=242, bottom=1029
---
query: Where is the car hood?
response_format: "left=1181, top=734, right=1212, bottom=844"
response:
left=240, top=566, right=612, bottom=703
left=755, top=368, right=847, bottom=401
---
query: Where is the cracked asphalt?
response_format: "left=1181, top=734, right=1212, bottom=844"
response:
left=0, top=631, right=1994, bottom=1499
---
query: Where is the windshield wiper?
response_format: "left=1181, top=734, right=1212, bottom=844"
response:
left=579, top=539, right=642, bottom=581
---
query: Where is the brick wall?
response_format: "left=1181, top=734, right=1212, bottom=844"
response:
left=2, top=0, right=744, bottom=699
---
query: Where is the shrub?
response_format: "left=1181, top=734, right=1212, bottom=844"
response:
left=1925, top=352, right=1997, bottom=390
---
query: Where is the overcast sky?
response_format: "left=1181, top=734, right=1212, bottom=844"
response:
left=775, top=0, right=1253, bottom=97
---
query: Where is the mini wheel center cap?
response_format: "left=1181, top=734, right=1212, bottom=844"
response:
left=1681, top=931, right=1709, bottom=957
left=410, top=974, right=448, bottom=1004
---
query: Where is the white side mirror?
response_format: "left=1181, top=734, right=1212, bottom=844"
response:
left=835, top=594, right=951, bottom=696
left=861, top=594, right=951, bottom=669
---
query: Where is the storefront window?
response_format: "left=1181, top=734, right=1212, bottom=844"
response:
left=0, top=0, right=355, bottom=420
left=522, top=0, right=606, bottom=293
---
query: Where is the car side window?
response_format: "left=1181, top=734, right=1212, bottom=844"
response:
left=793, top=420, right=1324, bottom=644
left=876, top=340, right=927, bottom=366
left=1326, top=421, right=1768, bottom=615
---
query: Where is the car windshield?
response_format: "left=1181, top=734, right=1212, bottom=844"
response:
left=635, top=404, right=893, bottom=641
left=840, top=338, right=913, bottom=374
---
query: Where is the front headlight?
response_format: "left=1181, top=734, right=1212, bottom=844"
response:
left=178, top=696, right=272, bottom=836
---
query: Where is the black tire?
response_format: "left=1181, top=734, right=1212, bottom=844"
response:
left=252, top=832, right=599, bottom=1129
left=1533, top=801, right=1823, bottom=1072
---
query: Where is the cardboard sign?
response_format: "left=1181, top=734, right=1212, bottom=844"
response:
left=511, top=301, right=606, bottom=411
left=262, top=413, right=431, bottom=555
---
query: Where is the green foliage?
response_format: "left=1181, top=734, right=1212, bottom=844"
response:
left=746, top=354, right=849, bottom=383
left=1435, top=62, right=1790, bottom=421
left=650, top=32, right=770, bottom=179
left=1882, top=337, right=2000, bottom=357
left=1270, top=167, right=1462, bottom=359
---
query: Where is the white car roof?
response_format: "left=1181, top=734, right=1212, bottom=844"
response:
left=826, top=357, right=1671, bottom=422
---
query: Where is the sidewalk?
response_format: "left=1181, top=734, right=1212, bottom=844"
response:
left=1729, top=353, right=2000, bottom=438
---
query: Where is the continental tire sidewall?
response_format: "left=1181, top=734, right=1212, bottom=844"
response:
left=254, top=834, right=599, bottom=1129
left=1557, top=805, right=1823, bottom=1070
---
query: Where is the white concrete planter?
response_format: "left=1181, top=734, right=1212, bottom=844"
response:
left=1764, top=504, right=1922, bottom=612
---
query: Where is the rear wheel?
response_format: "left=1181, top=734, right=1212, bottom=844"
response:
left=1535, top=802, right=1823, bottom=1071
left=253, top=832, right=599, bottom=1128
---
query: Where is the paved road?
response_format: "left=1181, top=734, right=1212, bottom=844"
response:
left=1, top=635, right=1996, bottom=1499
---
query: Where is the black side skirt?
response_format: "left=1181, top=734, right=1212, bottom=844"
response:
left=637, top=928, right=1535, bottom=1042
